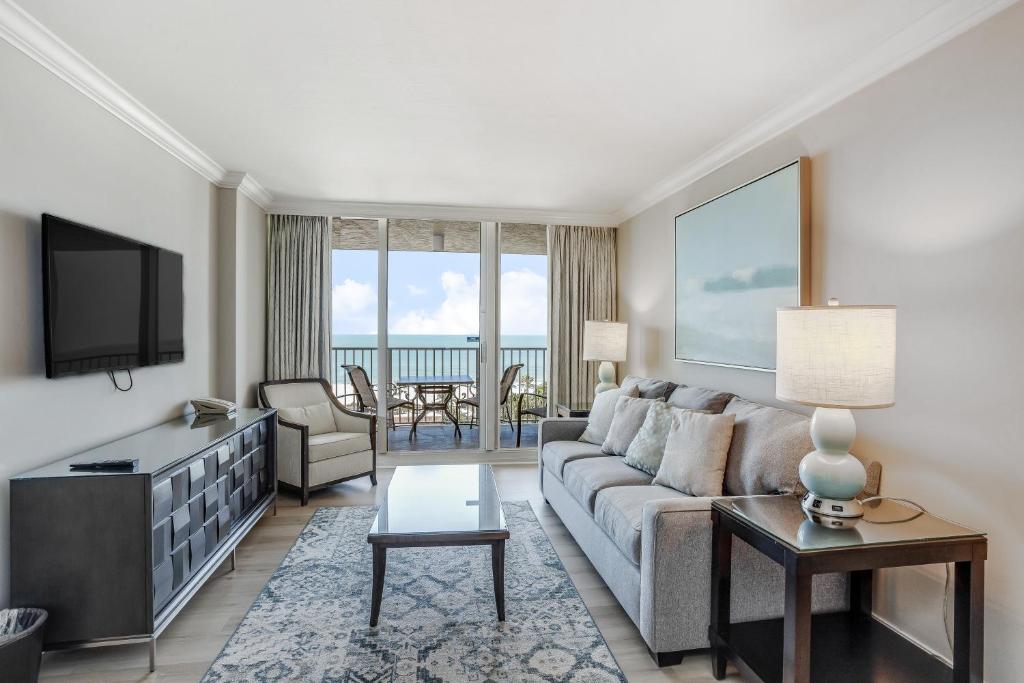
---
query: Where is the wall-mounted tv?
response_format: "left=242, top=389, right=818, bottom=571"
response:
left=42, top=214, right=184, bottom=378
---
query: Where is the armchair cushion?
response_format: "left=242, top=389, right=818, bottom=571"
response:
left=278, top=401, right=336, bottom=435
left=307, top=432, right=372, bottom=463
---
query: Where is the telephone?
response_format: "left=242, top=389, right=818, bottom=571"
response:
left=190, top=397, right=237, bottom=416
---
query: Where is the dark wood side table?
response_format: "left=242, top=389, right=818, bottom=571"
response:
left=556, top=402, right=591, bottom=417
left=710, top=496, right=986, bottom=683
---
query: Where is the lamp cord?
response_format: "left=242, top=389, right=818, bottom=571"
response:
left=107, top=368, right=133, bottom=392
left=857, top=495, right=954, bottom=653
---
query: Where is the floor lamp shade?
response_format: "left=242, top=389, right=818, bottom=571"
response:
left=776, top=304, right=896, bottom=520
left=583, top=321, right=628, bottom=394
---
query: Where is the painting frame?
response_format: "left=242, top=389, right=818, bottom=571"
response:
left=673, top=157, right=810, bottom=372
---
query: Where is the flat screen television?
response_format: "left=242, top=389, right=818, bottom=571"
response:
left=42, top=214, right=184, bottom=378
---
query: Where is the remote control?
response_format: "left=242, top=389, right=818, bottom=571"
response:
left=70, top=459, right=139, bottom=471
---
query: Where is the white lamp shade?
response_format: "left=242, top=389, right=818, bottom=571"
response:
left=583, top=320, right=628, bottom=362
left=776, top=305, right=896, bottom=409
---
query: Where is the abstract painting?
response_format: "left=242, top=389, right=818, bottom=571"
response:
left=675, top=158, right=809, bottom=371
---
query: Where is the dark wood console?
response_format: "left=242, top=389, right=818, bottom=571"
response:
left=9, top=408, right=277, bottom=671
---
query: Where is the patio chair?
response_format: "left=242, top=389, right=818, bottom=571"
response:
left=258, top=378, right=376, bottom=505
left=343, top=364, right=414, bottom=431
left=516, top=389, right=548, bottom=447
left=455, top=363, right=523, bottom=435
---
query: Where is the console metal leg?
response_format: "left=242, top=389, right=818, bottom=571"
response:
left=148, top=638, right=156, bottom=672
left=230, top=547, right=237, bottom=571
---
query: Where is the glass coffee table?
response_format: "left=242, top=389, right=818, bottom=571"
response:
left=367, top=464, right=509, bottom=627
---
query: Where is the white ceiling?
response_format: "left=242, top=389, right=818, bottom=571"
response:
left=7, top=0, right=993, bottom=217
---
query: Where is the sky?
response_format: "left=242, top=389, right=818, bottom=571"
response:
left=331, top=250, right=547, bottom=336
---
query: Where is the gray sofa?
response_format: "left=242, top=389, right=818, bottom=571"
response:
left=537, top=376, right=881, bottom=666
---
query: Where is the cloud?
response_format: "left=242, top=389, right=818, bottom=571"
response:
left=390, top=268, right=547, bottom=336
left=393, top=271, right=481, bottom=334
left=332, top=278, right=377, bottom=333
left=500, top=268, right=547, bottom=335
left=406, top=284, right=427, bottom=296
left=703, top=265, right=797, bottom=293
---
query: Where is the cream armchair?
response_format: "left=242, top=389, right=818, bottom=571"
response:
left=258, top=378, right=376, bottom=505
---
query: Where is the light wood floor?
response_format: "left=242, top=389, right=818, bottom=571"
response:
left=39, top=464, right=740, bottom=683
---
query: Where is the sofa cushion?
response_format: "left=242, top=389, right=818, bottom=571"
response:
left=620, top=375, right=677, bottom=401
left=593, top=485, right=696, bottom=565
left=278, top=401, right=337, bottom=436
left=542, top=440, right=606, bottom=481
left=601, top=395, right=663, bottom=456
left=307, top=432, right=372, bottom=463
left=667, top=385, right=734, bottom=413
left=723, top=397, right=811, bottom=495
left=563, top=457, right=653, bottom=513
left=580, top=385, right=640, bottom=445
left=653, top=411, right=735, bottom=497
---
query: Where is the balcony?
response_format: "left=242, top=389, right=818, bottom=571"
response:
left=330, top=345, right=547, bottom=451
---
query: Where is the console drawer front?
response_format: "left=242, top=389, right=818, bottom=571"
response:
left=151, top=416, right=275, bottom=618
left=152, top=479, right=172, bottom=521
left=152, top=518, right=172, bottom=567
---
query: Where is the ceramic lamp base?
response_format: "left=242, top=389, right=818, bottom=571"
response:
left=594, top=360, right=618, bottom=395
left=799, top=407, right=867, bottom=522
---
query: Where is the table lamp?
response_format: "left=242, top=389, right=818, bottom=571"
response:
left=776, top=300, right=896, bottom=519
left=583, top=320, right=628, bottom=394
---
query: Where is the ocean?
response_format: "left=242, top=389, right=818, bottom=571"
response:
left=331, top=334, right=548, bottom=388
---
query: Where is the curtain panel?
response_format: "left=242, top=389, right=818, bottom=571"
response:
left=548, top=225, right=618, bottom=408
left=266, top=214, right=332, bottom=380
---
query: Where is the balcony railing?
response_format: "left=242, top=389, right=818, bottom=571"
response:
left=330, top=346, right=547, bottom=426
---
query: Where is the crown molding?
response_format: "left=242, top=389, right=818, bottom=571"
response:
left=0, top=0, right=234, bottom=185
left=614, top=0, right=1019, bottom=224
left=218, top=172, right=273, bottom=210
left=265, top=198, right=619, bottom=226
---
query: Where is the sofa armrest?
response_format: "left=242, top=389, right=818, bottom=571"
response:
left=638, top=494, right=849, bottom=653
left=639, top=496, right=718, bottom=651
left=537, top=418, right=589, bottom=489
left=538, top=417, right=588, bottom=447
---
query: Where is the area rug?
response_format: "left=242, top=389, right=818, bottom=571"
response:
left=203, top=501, right=626, bottom=682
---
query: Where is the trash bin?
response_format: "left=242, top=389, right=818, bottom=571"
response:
left=0, top=608, right=47, bottom=683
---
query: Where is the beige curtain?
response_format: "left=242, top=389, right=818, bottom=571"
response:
left=266, top=214, right=331, bottom=380
left=548, top=225, right=617, bottom=408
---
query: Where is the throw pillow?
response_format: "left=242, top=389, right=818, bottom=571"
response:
left=600, top=395, right=664, bottom=456
left=620, top=375, right=677, bottom=401
left=666, top=385, right=734, bottom=413
left=653, top=411, right=736, bottom=497
left=579, top=385, right=640, bottom=445
left=277, top=401, right=337, bottom=436
left=622, top=401, right=675, bottom=475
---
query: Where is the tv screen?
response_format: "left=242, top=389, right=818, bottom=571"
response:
left=42, top=214, right=184, bottom=378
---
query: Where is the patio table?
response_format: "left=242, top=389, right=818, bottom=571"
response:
left=396, top=374, right=475, bottom=438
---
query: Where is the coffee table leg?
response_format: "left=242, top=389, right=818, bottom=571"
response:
left=370, top=544, right=387, bottom=627
left=491, top=540, right=506, bottom=621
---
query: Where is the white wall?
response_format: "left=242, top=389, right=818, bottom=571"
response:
left=617, top=5, right=1023, bottom=679
left=0, top=42, right=219, bottom=605
left=215, top=187, right=266, bottom=407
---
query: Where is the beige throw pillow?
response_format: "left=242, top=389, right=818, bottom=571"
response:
left=579, top=385, right=640, bottom=445
left=600, top=395, right=664, bottom=456
left=278, top=401, right=337, bottom=436
left=653, top=411, right=736, bottom=497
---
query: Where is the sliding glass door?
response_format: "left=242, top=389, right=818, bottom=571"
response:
left=330, top=218, right=547, bottom=456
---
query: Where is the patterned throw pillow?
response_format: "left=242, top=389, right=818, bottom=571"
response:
left=623, top=402, right=675, bottom=475
left=579, top=385, right=640, bottom=445
left=600, top=395, right=664, bottom=456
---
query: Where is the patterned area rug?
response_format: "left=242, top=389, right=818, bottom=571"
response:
left=204, top=502, right=625, bottom=682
